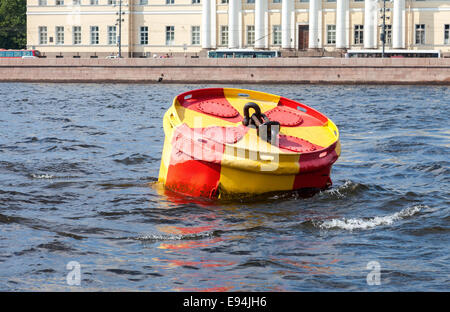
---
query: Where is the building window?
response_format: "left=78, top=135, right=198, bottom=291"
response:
left=38, top=26, right=47, bottom=45
left=108, top=26, right=117, bottom=45
left=73, top=0, right=80, bottom=5
left=327, top=0, right=336, bottom=2
left=247, top=0, right=255, bottom=3
left=247, top=25, right=255, bottom=46
left=166, top=0, right=174, bottom=4
left=166, top=26, right=175, bottom=45
left=140, top=0, right=148, bottom=4
left=56, top=26, right=64, bottom=45
left=415, top=24, right=425, bottom=45
left=90, top=26, right=99, bottom=45
left=273, top=0, right=281, bottom=3
left=272, top=25, right=281, bottom=45
left=445, top=25, right=450, bottom=45
left=90, top=0, right=99, bottom=4
left=220, top=26, right=228, bottom=46
left=300, top=0, right=309, bottom=2
left=56, top=0, right=64, bottom=5
left=327, top=25, right=336, bottom=44
left=39, top=0, right=47, bottom=5
left=191, top=26, right=200, bottom=45
left=108, top=0, right=116, bottom=5
left=381, top=24, right=392, bottom=45
left=192, top=0, right=200, bottom=3
left=354, top=24, right=363, bottom=44
left=140, top=26, right=149, bottom=45
left=221, top=0, right=229, bottom=3
left=73, top=26, right=82, bottom=45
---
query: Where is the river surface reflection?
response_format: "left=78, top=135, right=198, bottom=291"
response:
left=0, top=83, right=448, bottom=291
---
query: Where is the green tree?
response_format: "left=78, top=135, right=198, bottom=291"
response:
left=0, top=0, right=26, bottom=49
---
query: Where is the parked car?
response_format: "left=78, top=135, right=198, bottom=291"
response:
left=105, top=55, right=122, bottom=59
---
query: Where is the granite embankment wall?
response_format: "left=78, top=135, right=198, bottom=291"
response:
left=0, top=58, right=449, bottom=84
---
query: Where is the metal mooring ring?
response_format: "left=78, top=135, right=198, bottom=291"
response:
left=258, top=120, right=280, bottom=143
left=243, top=102, right=263, bottom=127
left=243, top=102, right=280, bottom=144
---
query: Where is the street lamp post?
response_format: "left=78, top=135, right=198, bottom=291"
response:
left=116, top=0, right=125, bottom=58
left=380, top=0, right=387, bottom=58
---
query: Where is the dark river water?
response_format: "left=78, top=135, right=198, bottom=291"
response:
left=0, top=83, right=448, bottom=291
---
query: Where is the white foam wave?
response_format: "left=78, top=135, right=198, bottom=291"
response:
left=30, top=173, right=54, bottom=179
left=321, top=180, right=359, bottom=199
left=316, top=205, right=425, bottom=231
left=136, top=231, right=214, bottom=241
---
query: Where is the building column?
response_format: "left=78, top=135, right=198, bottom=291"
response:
left=336, top=0, right=349, bottom=49
left=238, top=2, right=243, bottom=48
left=308, top=0, right=322, bottom=49
left=255, top=0, right=266, bottom=49
left=211, top=0, right=217, bottom=48
left=264, top=10, right=269, bottom=48
left=364, top=0, right=378, bottom=49
left=202, top=0, right=211, bottom=49
left=392, top=0, right=405, bottom=48
left=228, top=0, right=240, bottom=49
left=282, top=0, right=294, bottom=49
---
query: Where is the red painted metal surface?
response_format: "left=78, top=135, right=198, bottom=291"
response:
left=296, top=141, right=339, bottom=173
left=165, top=123, right=247, bottom=199
left=165, top=157, right=222, bottom=198
left=278, top=134, right=322, bottom=153
left=201, top=125, right=248, bottom=144
left=293, top=141, right=339, bottom=189
left=177, top=88, right=243, bottom=123
left=162, top=88, right=340, bottom=198
left=171, top=124, right=225, bottom=164
left=166, top=125, right=225, bottom=198
left=198, top=100, right=240, bottom=118
left=265, top=106, right=304, bottom=127
left=293, top=166, right=333, bottom=189
left=277, top=96, right=328, bottom=127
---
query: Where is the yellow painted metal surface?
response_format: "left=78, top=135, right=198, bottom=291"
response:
left=158, top=88, right=340, bottom=198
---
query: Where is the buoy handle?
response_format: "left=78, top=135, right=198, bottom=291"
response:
left=243, top=102, right=280, bottom=144
left=243, top=102, right=263, bottom=127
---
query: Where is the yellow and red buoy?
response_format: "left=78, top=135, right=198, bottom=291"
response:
left=158, top=88, right=341, bottom=199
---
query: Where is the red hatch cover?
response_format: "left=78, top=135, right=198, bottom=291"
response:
left=265, top=106, right=304, bottom=127
left=198, top=100, right=240, bottom=118
left=278, top=135, right=322, bottom=153
left=201, top=126, right=247, bottom=144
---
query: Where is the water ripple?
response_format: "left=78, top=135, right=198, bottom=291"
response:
left=0, top=83, right=448, bottom=291
left=314, top=205, right=425, bottom=231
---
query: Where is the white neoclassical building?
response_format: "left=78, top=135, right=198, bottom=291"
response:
left=27, top=0, right=450, bottom=57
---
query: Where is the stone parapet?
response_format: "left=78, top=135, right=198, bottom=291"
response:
left=0, top=58, right=449, bottom=84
